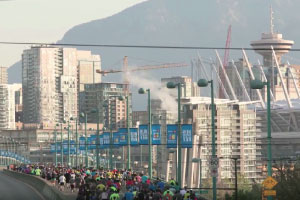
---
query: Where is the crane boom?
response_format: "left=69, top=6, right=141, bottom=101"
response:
left=96, top=63, right=188, bottom=75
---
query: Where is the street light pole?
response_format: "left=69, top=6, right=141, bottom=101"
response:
left=60, top=123, right=64, bottom=166
left=109, top=100, right=113, bottom=170
left=197, top=79, right=216, bottom=200
left=96, top=108, right=100, bottom=169
left=126, top=96, right=131, bottom=170
left=54, top=125, right=58, bottom=167
left=75, top=118, right=78, bottom=169
left=250, top=79, right=273, bottom=200
left=177, top=85, right=182, bottom=187
left=84, top=113, right=88, bottom=168
left=233, top=157, right=238, bottom=200
left=166, top=82, right=182, bottom=188
left=147, top=89, right=152, bottom=179
left=138, top=88, right=152, bottom=178
left=68, top=120, right=70, bottom=167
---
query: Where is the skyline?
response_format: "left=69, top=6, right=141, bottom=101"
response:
left=0, top=1, right=299, bottom=67
left=0, top=0, right=146, bottom=67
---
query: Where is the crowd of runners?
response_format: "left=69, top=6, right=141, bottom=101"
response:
left=11, top=164, right=208, bottom=200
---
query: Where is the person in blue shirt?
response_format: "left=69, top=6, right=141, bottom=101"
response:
left=141, top=174, right=148, bottom=183
left=157, top=180, right=165, bottom=191
left=124, top=190, right=134, bottom=200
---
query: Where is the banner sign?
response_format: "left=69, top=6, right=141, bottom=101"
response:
left=57, top=142, right=62, bottom=152
left=50, top=143, right=56, bottom=153
left=113, top=132, right=120, bottom=147
left=130, top=128, right=138, bottom=146
left=79, top=137, right=86, bottom=150
left=102, top=132, right=110, bottom=149
left=152, top=124, right=161, bottom=145
left=139, top=125, right=148, bottom=145
left=119, top=128, right=128, bottom=146
left=88, top=135, right=97, bottom=150
left=167, top=125, right=177, bottom=148
left=51, top=142, right=62, bottom=153
left=99, top=134, right=104, bottom=149
left=181, top=124, right=193, bottom=148
left=70, top=140, right=76, bottom=153
left=63, top=140, right=68, bottom=153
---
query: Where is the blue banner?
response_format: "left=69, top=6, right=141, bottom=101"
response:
left=99, top=134, right=104, bottom=149
left=181, top=124, right=193, bottom=148
left=119, top=128, right=128, bottom=146
left=79, top=137, right=86, bottom=150
left=57, top=142, right=62, bottom=152
left=63, top=140, right=68, bottom=153
left=50, top=143, right=55, bottom=153
left=152, top=124, right=161, bottom=145
left=70, top=140, right=76, bottom=153
left=130, top=128, right=138, bottom=146
left=113, top=132, right=120, bottom=147
left=102, top=132, right=110, bottom=149
left=88, top=135, right=97, bottom=150
left=139, top=125, right=148, bottom=145
left=167, top=125, right=177, bottom=148
left=50, top=142, right=62, bottom=153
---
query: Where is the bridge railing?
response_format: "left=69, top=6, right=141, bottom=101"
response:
left=3, top=169, right=76, bottom=200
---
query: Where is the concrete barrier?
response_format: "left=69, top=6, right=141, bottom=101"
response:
left=3, top=170, right=76, bottom=200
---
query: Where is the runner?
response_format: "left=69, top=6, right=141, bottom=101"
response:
left=59, top=173, right=66, bottom=191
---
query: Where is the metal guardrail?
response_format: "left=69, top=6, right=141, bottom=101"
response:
left=3, top=170, right=76, bottom=200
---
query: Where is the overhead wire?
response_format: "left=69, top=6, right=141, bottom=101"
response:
left=0, top=41, right=300, bottom=51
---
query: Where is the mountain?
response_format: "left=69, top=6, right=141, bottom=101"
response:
left=8, top=0, right=300, bottom=108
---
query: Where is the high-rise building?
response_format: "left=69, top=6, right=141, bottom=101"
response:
left=0, top=66, right=8, bottom=84
left=82, top=82, right=131, bottom=130
left=174, top=97, right=261, bottom=187
left=77, top=51, right=101, bottom=91
left=22, top=46, right=101, bottom=127
left=226, top=59, right=261, bottom=101
left=161, top=76, right=195, bottom=98
left=0, top=84, right=16, bottom=129
left=14, top=84, right=23, bottom=123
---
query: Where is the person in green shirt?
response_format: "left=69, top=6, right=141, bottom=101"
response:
left=169, top=178, right=176, bottom=186
left=35, top=168, right=41, bottom=176
left=183, top=190, right=190, bottom=200
left=110, top=192, right=120, bottom=200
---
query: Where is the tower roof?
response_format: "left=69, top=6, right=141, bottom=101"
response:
left=250, top=6, right=294, bottom=57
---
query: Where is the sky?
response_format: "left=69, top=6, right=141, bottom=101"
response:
left=0, top=0, right=147, bottom=67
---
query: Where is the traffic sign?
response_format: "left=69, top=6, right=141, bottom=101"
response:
left=263, top=190, right=276, bottom=196
left=210, top=156, right=219, bottom=168
left=262, top=176, right=278, bottom=189
left=211, top=168, right=218, bottom=177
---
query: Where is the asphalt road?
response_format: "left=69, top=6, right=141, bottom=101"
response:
left=0, top=171, right=44, bottom=200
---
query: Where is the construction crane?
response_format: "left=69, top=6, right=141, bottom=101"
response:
left=96, top=56, right=188, bottom=93
left=219, top=25, right=232, bottom=98
left=223, top=25, right=232, bottom=68
left=96, top=59, right=188, bottom=75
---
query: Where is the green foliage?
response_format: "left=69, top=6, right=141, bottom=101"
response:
left=224, top=184, right=262, bottom=200
left=273, top=160, right=300, bottom=200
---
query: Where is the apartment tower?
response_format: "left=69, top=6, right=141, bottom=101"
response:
left=22, top=46, right=101, bottom=127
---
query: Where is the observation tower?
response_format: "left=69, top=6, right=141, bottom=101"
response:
left=250, top=6, right=294, bottom=67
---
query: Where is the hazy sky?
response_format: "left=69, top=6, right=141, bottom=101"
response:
left=0, top=0, right=146, bottom=67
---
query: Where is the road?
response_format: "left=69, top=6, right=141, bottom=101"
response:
left=0, top=171, right=44, bottom=200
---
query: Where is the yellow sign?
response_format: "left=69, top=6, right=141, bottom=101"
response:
left=263, top=190, right=276, bottom=196
left=262, top=176, right=278, bottom=189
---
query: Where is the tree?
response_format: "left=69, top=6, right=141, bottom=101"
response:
left=224, top=183, right=262, bottom=200
left=273, top=159, right=300, bottom=200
